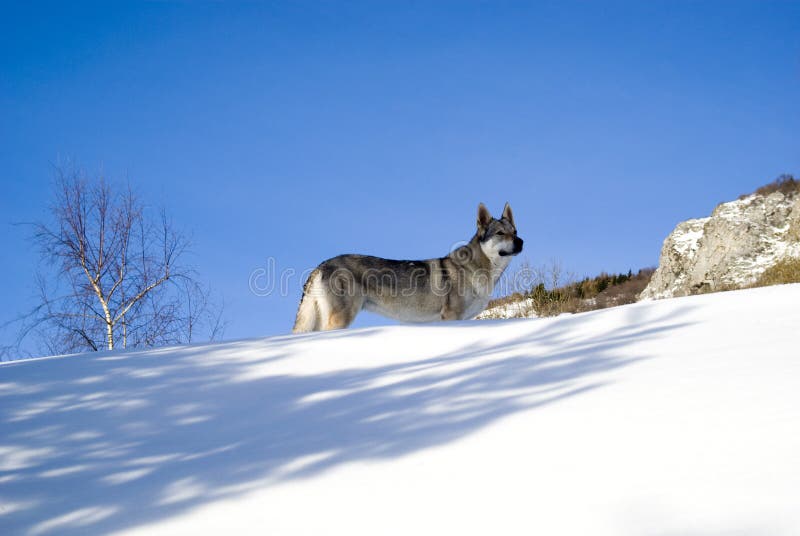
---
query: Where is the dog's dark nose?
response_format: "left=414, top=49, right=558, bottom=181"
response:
left=514, top=237, right=523, bottom=253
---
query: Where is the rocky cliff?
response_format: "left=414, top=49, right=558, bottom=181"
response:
left=640, top=189, right=800, bottom=300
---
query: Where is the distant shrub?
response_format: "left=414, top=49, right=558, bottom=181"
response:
left=530, top=268, right=656, bottom=316
left=483, top=265, right=655, bottom=319
left=530, top=282, right=578, bottom=316
left=740, top=174, right=800, bottom=200
left=752, top=257, right=800, bottom=288
left=484, top=292, right=526, bottom=310
left=591, top=269, right=656, bottom=309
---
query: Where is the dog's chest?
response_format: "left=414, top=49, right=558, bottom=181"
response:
left=462, top=258, right=510, bottom=319
left=462, top=278, right=493, bottom=319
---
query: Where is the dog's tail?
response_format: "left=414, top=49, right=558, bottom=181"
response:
left=292, top=268, right=323, bottom=333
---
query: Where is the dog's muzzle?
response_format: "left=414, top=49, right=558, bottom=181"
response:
left=500, top=237, right=524, bottom=256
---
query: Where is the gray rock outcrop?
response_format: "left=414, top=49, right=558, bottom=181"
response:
left=640, top=190, right=800, bottom=300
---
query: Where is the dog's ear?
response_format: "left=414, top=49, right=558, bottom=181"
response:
left=477, top=203, right=492, bottom=229
left=502, top=202, right=515, bottom=226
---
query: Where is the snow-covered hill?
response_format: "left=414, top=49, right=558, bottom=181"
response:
left=2, top=285, right=800, bottom=535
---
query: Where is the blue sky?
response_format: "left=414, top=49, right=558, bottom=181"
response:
left=1, top=1, right=798, bottom=349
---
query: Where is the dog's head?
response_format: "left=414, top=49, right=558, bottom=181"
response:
left=477, top=202, right=523, bottom=259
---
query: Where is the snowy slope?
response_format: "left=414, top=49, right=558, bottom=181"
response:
left=2, top=285, right=800, bottom=535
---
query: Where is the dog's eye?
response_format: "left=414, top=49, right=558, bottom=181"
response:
left=496, top=231, right=505, bottom=236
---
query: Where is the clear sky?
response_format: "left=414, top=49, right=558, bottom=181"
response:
left=1, top=1, right=798, bottom=349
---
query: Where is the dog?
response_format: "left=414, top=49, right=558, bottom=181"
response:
left=292, top=202, right=523, bottom=332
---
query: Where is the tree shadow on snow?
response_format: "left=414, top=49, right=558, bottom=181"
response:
left=0, top=305, right=693, bottom=535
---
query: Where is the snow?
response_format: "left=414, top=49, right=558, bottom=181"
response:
left=715, top=194, right=757, bottom=221
left=670, top=217, right=707, bottom=256
left=2, top=285, right=800, bottom=535
left=475, top=297, right=537, bottom=319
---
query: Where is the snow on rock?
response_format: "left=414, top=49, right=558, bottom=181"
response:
left=641, top=191, right=800, bottom=299
left=2, top=285, right=800, bottom=535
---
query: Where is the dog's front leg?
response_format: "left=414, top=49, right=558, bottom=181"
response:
left=440, top=299, right=461, bottom=321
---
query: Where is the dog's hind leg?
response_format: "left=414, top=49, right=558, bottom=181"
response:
left=324, top=311, right=353, bottom=330
left=323, top=295, right=363, bottom=331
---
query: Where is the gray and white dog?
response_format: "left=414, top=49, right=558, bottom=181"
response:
left=293, top=203, right=523, bottom=332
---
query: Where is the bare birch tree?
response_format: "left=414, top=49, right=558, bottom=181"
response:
left=22, top=167, right=224, bottom=354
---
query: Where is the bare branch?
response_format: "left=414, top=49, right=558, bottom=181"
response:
left=16, top=165, right=225, bottom=357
